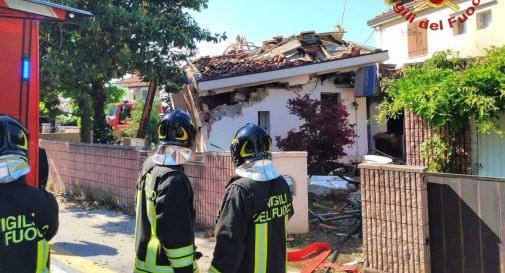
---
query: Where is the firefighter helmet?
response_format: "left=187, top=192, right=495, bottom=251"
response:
left=0, top=115, right=29, bottom=159
left=230, top=123, right=272, bottom=167
left=0, top=115, right=30, bottom=183
left=158, top=109, right=196, bottom=148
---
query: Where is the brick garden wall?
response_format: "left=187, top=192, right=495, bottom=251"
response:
left=404, top=111, right=472, bottom=174
left=41, top=140, right=141, bottom=212
left=404, top=112, right=432, bottom=167
left=359, top=163, right=430, bottom=273
left=40, top=133, right=81, bottom=143
left=184, top=153, right=235, bottom=228
left=41, top=141, right=308, bottom=232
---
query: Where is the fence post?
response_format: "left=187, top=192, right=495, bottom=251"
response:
left=359, top=163, right=430, bottom=273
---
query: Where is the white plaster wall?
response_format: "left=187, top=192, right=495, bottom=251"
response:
left=376, top=0, right=504, bottom=66
left=207, top=76, right=369, bottom=163
left=272, top=152, right=309, bottom=234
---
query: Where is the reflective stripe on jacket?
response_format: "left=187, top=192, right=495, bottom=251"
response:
left=134, top=157, right=198, bottom=273
left=210, top=175, right=294, bottom=273
left=0, top=178, right=59, bottom=273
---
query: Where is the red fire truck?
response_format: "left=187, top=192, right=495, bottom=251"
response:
left=107, top=100, right=170, bottom=137
left=0, top=0, right=91, bottom=187
left=107, top=101, right=134, bottom=132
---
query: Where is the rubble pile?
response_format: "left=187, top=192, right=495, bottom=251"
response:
left=195, top=54, right=305, bottom=80
left=192, top=29, right=371, bottom=81
left=379, top=63, right=401, bottom=79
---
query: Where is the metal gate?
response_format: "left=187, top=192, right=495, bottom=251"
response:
left=427, top=173, right=505, bottom=273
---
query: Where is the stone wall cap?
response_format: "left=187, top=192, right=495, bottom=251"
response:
left=358, top=163, right=427, bottom=173
left=272, top=152, right=308, bottom=158
left=198, top=151, right=308, bottom=158
left=40, top=139, right=140, bottom=151
left=427, top=172, right=505, bottom=183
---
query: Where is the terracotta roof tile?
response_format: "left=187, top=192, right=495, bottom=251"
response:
left=190, top=30, right=372, bottom=81
left=114, top=75, right=149, bottom=87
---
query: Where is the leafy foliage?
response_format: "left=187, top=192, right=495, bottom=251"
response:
left=123, top=100, right=161, bottom=146
left=56, top=113, right=79, bottom=126
left=378, top=48, right=505, bottom=135
left=40, top=0, right=224, bottom=143
left=105, top=85, right=127, bottom=105
left=378, top=47, right=505, bottom=172
left=275, top=94, right=355, bottom=175
left=419, top=134, right=449, bottom=173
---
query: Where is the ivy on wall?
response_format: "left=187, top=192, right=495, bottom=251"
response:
left=378, top=47, right=505, bottom=172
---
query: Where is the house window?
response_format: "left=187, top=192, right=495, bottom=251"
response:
left=258, top=111, right=270, bottom=133
left=477, top=11, right=492, bottom=30
left=407, top=22, right=428, bottom=58
left=454, top=20, right=466, bottom=35
left=141, top=88, right=148, bottom=101
left=321, top=93, right=341, bottom=104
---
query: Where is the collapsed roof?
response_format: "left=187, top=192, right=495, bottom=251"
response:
left=189, top=29, right=382, bottom=82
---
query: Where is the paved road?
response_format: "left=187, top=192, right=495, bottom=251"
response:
left=50, top=204, right=215, bottom=273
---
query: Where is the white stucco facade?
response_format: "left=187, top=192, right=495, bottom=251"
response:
left=373, top=0, right=504, bottom=66
left=206, top=75, right=369, bottom=163
left=370, top=0, right=505, bottom=176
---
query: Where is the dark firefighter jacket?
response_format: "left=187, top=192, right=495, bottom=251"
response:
left=0, top=177, right=59, bottom=273
left=135, top=157, right=198, bottom=273
left=210, top=175, right=294, bottom=273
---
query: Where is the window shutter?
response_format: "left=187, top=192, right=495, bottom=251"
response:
left=407, top=22, right=428, bottom=58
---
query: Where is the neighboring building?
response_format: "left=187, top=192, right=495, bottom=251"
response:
left=369, top=0, right=504, bottom=66
left=114, top=75, right=152, bottom=102
left=108, top=75, right=174, bottom=123
left=368, top=0, right=505, bottom=176
left=177, top=30, right=389, bottom=163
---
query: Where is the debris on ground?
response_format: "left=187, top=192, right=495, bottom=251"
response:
left=309, top=176, right=355, bottom=198
left=288, top=180, right=364, bottom=273
left=287, top=223, right=363, bottom=269
left=54, top=193, right=121, bottom=212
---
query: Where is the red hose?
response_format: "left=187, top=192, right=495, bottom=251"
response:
left=287, top=242, right=359, bottom=273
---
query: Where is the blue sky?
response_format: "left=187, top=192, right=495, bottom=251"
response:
left=191, top=0, right=389, bottom=57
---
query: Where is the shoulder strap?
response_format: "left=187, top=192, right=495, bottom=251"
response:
left=137, top=164, right=156, bottom=191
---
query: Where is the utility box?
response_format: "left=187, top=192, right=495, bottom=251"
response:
left=0, top=0, right=91, bottom=187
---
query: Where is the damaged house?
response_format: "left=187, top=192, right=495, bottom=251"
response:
left=176, top=28, right=389, bottom=163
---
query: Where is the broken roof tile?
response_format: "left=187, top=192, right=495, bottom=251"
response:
left=190, top=30, right=375, bottom=81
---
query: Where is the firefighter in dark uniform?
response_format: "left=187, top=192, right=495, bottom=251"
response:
left=0, top=115, right=59, bottom=273
left=209, top=123, right=294, bottom=273
left=135, top=109, right=199, bottom=273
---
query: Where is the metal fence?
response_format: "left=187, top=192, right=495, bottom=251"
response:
left=426, top=173, right=505, bottom=273
left=360, top=163, right=505, bottom=273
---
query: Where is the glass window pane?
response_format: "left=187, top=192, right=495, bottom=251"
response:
left=258, top=111, right=270, bottom=133
left=478, top=11, right=492, bottom=29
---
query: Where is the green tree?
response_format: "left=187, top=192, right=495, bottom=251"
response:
left=40, top=0, right=224, bottom=143
left=105, top=85, right=127, bottom=105
left=123, top=100, right=161, bottom=146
